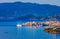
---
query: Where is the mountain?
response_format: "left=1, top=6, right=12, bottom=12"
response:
left=0, top=2, right=60, bottom=21
left=16, top=14, right=39, bottom=20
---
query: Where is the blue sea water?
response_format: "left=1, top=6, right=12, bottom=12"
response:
left=0, top=21, right=60, bottom=39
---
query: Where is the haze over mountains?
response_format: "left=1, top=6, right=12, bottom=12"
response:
left=0, top=2, right=60, bottom=21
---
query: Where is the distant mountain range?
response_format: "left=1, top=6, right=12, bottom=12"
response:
left=0, top=2, right=60, bottom=21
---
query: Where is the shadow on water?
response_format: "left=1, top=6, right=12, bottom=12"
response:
left=17, top=26, right=60, bottom=39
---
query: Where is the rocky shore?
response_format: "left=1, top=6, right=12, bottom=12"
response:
left=44, top=28, right=60, bottom=34
left=21, top=21, right=60, bottom=26
left=17, top=21, right=60, bottom=34
left=44, top=21, right=60, bottom=34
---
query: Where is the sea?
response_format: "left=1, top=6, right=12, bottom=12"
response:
left=0, top=20, right=60, bottom=39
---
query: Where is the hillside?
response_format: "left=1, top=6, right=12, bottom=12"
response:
left=0, top=2, right=60, bottom=21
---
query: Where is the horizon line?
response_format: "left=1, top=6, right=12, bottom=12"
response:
left=0, top=1, right=60, bottom=6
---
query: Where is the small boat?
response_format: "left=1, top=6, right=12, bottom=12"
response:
left=17, top=24, right=22, bottom=27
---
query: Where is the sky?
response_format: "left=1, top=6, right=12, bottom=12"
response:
left=0, top=0, right=60, bottom=6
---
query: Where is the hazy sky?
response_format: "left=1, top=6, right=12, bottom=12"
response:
left=0, top=0, right=60, bottom=6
